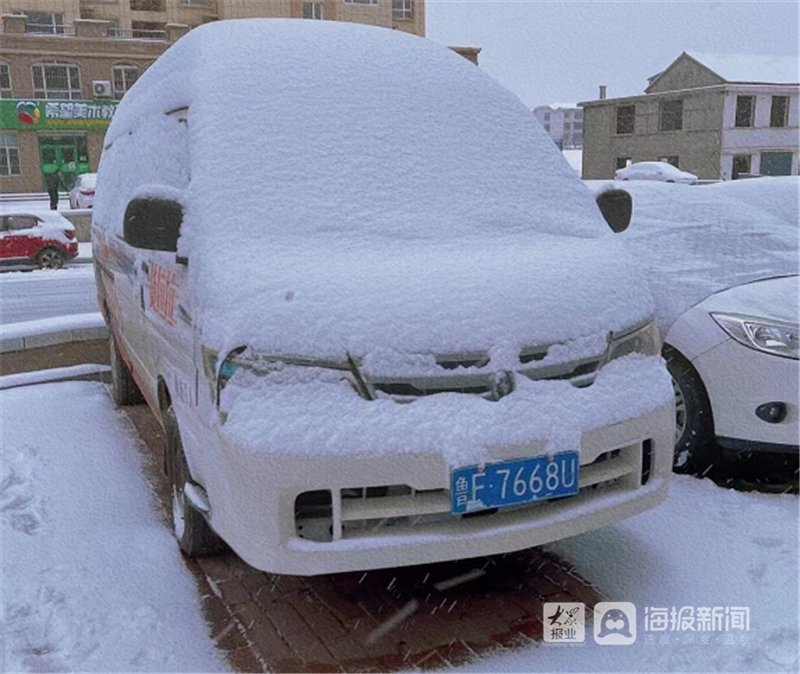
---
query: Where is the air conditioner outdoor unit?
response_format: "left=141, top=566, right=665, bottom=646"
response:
left=92, top=80, right=113, bottom=99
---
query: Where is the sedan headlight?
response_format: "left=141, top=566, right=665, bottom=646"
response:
left=711, top=313, right=799, bottom=360
left=607, top=319, right=662, bottom=360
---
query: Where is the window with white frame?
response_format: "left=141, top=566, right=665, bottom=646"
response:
left=17, top=11, right=64, bottom=34
left=112, top=64, right=140, bottom=99
left=393, top=0, right=413, bottom=20
left=345, top=0, right=379, bottom=4
left=0, top=133, right=21, bottom=176
left=0, top=62, right=12, bottom=98
left=32, top=63, right=81, bottom=100
left=303, top=2, right=324, bottom=19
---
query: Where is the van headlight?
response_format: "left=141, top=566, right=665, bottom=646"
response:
left=607, top=320, right=661, bottom=360
left=214, top=348, right=373, bottom=404
left=711, top=313, right=799, bottom=360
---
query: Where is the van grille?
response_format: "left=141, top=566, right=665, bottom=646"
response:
left=365, top=342, right=607, bottom=402
left=294, top=442, right=645, bottom=543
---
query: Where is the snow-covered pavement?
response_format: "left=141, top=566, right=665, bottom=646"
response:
left=0, top=266, right=98, bottom=324
left=458, top=476, right=799, bottom=672
left=1, top=381, right=225, bottom=672
left=2, top=379, right=796, bottom=672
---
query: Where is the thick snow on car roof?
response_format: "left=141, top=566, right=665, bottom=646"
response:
left=592, top=177, right=799, bottom=330
left=103, top=20, right=652, bottom=356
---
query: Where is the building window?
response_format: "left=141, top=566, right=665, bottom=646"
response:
left=660, top=99, right=683, bottom=131
left=302, top=2, right=324, bottom=19
left=17, top=11, right=65, bottom=34
left=0, top=62, right=12, bottom=98
left=130, top=0, right=166, bottom=11
left=393, top=0, right=413, bottom=20
left=732, top=154, right=751, bottom=179
left=770, top=96, right=790, bottom=128
left=344, top=0, right=379, bottom=4
left=615, top=157, right=632, bottom=170
left=615, top=105, right=635, bottom=135
left=0, top=133, right=21, bottom=176
left=180, top=0, right=207, bottom=5
left=112, top=64, right=140, bottom=99
left=760, top=151, right=793, bottom=176
left=735, top=95, right=755, bottom=128
left=657, top=155, right=680, bottom=167
left=32, top=63, right=82, bottom=100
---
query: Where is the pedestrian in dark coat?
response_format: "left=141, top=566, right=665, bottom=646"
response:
left=46, top=170, right=61, bottom=210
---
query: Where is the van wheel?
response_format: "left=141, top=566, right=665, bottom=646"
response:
left=109, top=332, right=143, bottom=405
left=164, top=407, right=223, bottom=557
left=664, top=345, right=719, bottom=475
left=36, top=247, right=65, bottom=270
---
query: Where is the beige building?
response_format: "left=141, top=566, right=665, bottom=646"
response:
left=1, top=0, right=445, bottom=193
left=581, top=52, right=799, bottom=180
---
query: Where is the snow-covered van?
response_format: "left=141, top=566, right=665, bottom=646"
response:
left=93, top=20, right=674, bottom=575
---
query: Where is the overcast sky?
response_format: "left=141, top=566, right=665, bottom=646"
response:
left=426, top=1, right=799, bottom=108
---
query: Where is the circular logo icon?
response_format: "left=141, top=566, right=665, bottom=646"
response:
left=16, top=101, right=41, bottom=126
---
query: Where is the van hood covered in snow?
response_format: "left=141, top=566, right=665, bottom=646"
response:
left=199, top=235, right=653, bottom=359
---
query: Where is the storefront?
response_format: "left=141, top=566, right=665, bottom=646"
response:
left=0, top=99, right=117, bottom=194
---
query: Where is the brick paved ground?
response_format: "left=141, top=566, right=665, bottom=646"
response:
left=122, top=401, right=603, bottom=673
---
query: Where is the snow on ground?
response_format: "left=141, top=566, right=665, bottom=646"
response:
left=0, top=266, right=98, bottom=325
left=0, top=364, right=109, bottom=390
left=1, top=381, right=225, bottom=672
left=458, top=476, right=799, bottom=672
left=0, top=311, right=104, bottom=342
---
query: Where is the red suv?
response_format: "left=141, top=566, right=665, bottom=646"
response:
left=0, top=212, right=79, bottom=270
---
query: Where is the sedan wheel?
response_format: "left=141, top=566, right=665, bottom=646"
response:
left=36, top=248, right=65, bottom=270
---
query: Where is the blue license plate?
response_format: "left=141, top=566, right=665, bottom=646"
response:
left=450, top=452, right=580, bottom=514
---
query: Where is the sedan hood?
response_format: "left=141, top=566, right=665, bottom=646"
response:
left=698, top=275, right=799, bottom=324
left=194, top=234, right=654, bottom=359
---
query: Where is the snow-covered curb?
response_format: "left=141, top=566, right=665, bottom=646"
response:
left=0, top=363, right=110, bottom=390
left=0, top=312, right=107, bottom=353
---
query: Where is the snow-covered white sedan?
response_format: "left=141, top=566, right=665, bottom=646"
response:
left=615, top=161, right=698, bottom=184
left=665, top=276, right=798, bottom=471
left=590, top=178, right=798, bottom=472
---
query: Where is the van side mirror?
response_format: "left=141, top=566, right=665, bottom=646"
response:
left=596, top=189, right=632, bottom=233
left=123, top=197, right=183, bottom=252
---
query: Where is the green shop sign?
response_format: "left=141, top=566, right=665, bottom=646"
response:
left=1, top=99, right=119, bottom=131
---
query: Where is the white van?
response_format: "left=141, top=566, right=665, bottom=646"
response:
left=93, top=19, right=674, bottom=575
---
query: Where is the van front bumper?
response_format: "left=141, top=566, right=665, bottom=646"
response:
left=197, top=400, right=674, bottom=576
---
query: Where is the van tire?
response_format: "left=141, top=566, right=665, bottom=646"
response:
left=664, top=345, right=719, bottom=475
left=165, top=407, right=223, bottom=557
left=110, top=332, right=144, bottom=405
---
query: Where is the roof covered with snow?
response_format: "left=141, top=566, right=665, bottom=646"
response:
left=687, top=51, right=799, bottom=85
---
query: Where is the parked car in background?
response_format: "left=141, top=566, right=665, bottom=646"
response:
left=0, top=212, right=79, bottom=270
left=591, top=178, right=798, bottom=472
left=615, top=161, right=699, bottom=184
left=69, top=172, right=97, bottom=209
left=94, top=20, right=674, bottom=576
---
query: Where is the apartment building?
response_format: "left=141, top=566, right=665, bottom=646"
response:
left=532, top=103, right=583, bottom=149
left=581, top=52, right=799, bottom=180
left=0, top=0, right=435, bottom=193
